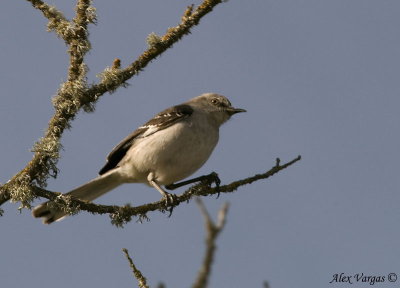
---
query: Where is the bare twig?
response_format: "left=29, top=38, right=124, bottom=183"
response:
left=122, top=248, right=150, bottom=288
left=121, top=201, right=228, bottom=288
left=192, top=199, right=229, bottom=288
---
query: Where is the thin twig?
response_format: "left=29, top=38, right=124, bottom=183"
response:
left=192, top=199, right=229, bottom=288
left=122, top=248, right=150, bottom=288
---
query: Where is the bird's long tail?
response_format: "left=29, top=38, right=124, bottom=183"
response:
left=32, top=171, right=123, bottom=224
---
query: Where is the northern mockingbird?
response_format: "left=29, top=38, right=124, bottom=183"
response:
left=32, top=93, right=246, bottom=224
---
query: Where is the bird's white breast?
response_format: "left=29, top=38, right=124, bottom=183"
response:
left=120, top=110, right=219, bottom=185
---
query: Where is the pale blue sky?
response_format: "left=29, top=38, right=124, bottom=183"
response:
left=1, top=1, right=400, bottom=287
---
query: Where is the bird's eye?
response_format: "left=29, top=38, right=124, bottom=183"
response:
left=211, top=98, right=219, bottom=105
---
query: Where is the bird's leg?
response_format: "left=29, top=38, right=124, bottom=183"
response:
left=148, top=175, right=177, bottom=213
left=165, top=172, right=221, bottom=192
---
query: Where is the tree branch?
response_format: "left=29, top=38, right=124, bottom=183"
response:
left=28, top=156, right=301, bottom=227
left=81, top=0, right=226, bottom=106
left=67, top=0, right=92, bottom=82
left=192, top=199, right=229, bottom=288
left=0, top=0, right=226, bottom=209
left=26, top=0, right=70, bottom=40
left=122, top=248, right=150, bottom=288
left=121, top=200, right=229, bottom=287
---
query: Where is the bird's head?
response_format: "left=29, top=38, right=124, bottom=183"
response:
left=189, top=93, right=246, bottom=126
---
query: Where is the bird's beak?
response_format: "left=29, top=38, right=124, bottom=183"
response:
left=226, top=107, right=247, bottom=115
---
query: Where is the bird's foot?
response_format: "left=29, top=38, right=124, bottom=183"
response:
left=161, top=192, right=178, bottom=216
left=166, top=172, right=221, bottom=191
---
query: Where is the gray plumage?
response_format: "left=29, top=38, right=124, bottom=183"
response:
left=32, top=93, right=246, bottom=224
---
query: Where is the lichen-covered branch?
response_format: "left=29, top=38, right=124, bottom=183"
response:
left=68, top=0, right=93, bottom=82
left=82, top=0, right=226, bottom=106
left=26, top=0, right=70, bottom=40
left=122, top=248, right=150, bottom=288
left=192, top=199, right=229, bottom=288
left=0, top=0, right=96, bottom=209
left=29, top=156, right=301, bottom=227
left=0, top=0, right=226, bottom=209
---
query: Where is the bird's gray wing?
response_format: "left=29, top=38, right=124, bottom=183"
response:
left=98, top=104, right=193, bottom=175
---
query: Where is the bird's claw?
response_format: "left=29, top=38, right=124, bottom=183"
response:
left=162, top=192, right=177, bottom=216
left=203, top=172, right=221, bottom=198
